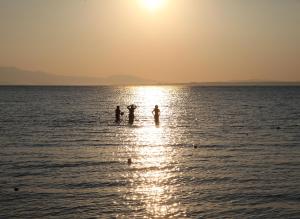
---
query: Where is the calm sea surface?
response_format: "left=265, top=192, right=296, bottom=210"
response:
left=0, top=86, right=299, bottom=218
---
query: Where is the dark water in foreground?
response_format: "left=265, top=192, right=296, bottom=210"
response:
left=0, top=86, right=299, bottom=218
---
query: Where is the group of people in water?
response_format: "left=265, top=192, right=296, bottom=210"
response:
left=115, top=105, right=160, bottom=125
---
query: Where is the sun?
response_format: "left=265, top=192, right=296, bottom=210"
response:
left=140, top=0, right=167, bottom=11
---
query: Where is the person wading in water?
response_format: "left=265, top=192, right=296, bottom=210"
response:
left=127, top=104, right=137, bottom=124
left=152, top=105, right=160, bottom=125
left=115, top=106, right=124, bottom=123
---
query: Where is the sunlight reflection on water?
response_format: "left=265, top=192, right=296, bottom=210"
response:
left=123, top=86, right=185, bottom=217
left=2, top=86, right=299, bottom=218
left=125, top=86, right=175, bottom=123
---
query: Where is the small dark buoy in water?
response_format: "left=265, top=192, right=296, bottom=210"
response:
left=194, top=145, right=198, bottom=149
left=14, top=187, right=19, bottom=192
left=127, top=158, right=132, bottom=165
left=276, top=126, right=281, bottom=130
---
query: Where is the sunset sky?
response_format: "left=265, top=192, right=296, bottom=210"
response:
left=0, top=0, right=299, bottom=83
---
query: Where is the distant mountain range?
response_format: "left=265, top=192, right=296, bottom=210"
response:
left=0, top=67, right=155, bottom=85
left=0, top=67, right=299, bottom=86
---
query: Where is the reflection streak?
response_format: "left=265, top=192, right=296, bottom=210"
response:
left=124, top=86, right=182, bottom=217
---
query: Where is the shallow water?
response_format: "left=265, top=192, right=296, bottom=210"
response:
left=0, top=86, right=299, bottom=218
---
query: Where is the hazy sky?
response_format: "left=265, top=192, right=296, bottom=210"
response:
left=0, top=0, right=299, bottom=82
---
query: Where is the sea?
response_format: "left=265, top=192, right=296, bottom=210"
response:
left=0, top=86, right=299, bottom=218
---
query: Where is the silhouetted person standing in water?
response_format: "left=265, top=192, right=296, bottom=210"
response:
left=115, top=106, right=123, bottom=123
left=152, top=105, right=160, bottom=124
left=127, top=104, right=137, bottom=124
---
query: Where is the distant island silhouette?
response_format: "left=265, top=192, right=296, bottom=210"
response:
left=0, top=67, right=299, bottom=86
left=0, top=67, right=155, bottom=86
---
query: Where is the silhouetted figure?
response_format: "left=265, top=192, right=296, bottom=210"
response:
left=115, top=106, right=123, bottom=123
left=127, top=104, right=137, bottom=124
left=152, top=105, right=160, bottom=125
left=14, top=187, right=19, bottom=192
left=128, top=158, right=132, bottom=165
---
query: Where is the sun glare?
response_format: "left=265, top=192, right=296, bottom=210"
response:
left=140, top=0, right=167, bottom=11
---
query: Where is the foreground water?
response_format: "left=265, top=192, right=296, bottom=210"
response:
left=0, top=86, right=299, bottom=218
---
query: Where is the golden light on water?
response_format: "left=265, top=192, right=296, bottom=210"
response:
left=131, top=87, right=172, bottom=216
left=130, top=86, right=171, bottom=109
left=123, top=86, right=183, bottom=217
left=130, top=144, right=177, bottom=217
left=125, top=86, right=174, bottom=127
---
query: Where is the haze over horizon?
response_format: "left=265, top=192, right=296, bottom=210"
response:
left=0, top=0, right=299, bottom=83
